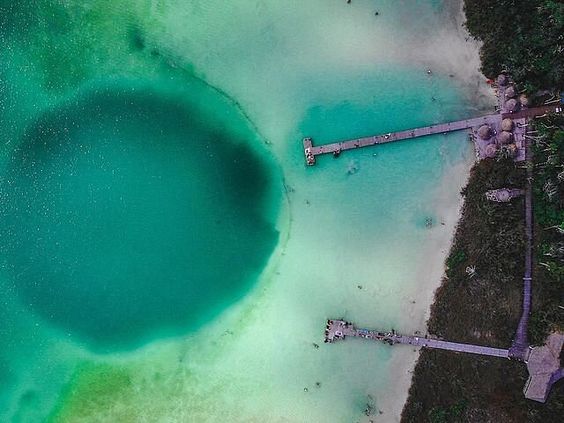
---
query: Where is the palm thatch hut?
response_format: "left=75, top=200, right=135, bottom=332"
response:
left=505, top=98, right=519, bottom=112
left=497, top=74, right=508, bottom=86
left=478, top=125, right=492, bottom=140
left=498, top=131, right=514, bottom=144
left=485, top=143, right=498, bottom=158
left=501, top=118, right=514, bottom=131
left=505, top=86, right=516, bottom=98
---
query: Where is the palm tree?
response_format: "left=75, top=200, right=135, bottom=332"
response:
left=496, top=145, right=515, bottom=161
left=543, top=222, right=564, bottom=234
left=542, top=179, right=558, bottom=201
left=544, top=242, right=564, bottom=259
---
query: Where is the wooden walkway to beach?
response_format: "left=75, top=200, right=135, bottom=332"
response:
left=324, top=320, right=509, bottom=359
left=509, top=119, right=534, bottom=360
left=304, top=104, right=563, bottom=165
left=503, top=103, right=563, bottom=120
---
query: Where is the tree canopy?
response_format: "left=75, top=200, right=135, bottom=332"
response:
left=464, top=0, right=564, bottom=92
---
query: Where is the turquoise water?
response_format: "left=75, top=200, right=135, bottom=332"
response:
left=0, top=81, right=278, bottom=350
left=0, top=1, right=491, bottom=421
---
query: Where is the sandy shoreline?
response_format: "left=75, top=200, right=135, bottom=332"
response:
left=379, top=148, right=475, bottom=421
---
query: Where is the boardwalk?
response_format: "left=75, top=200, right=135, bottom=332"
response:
left=304, top=114, right=499, bottom=164
left=510, top=134, right=534, bottom=360
left=303, top=104, right=563, bottom=165
left=503, top=103, right=563, bottom=120
left=324, top=320, right=509, bottom=359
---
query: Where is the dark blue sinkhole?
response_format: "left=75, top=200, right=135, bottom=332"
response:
left=0, top=85, right=279, bottom=351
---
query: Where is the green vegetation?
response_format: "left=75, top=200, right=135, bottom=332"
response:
left=530, top=114, right=564, bottom=345
left=464, top=0, right=564, bottom=92
left=445, top=249, right=467, bottom=278
left=428, top=400, right=468, bottom=423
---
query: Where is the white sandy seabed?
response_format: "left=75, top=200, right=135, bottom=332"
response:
left=18, top=1, right=498, bottom=422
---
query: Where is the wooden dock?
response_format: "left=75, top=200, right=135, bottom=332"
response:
left=303, top=104, right=563, bottom=165
left=324, top=319, right=510, bottom=359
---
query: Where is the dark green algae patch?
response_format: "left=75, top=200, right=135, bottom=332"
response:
left=0, top=82, right=280, bottom=351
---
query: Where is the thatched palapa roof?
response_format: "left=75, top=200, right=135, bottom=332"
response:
left=497, top=74, right=508, bottom=86
left=497, top=190, right=511, bottom=202
left=505, top=86, right=516, bottom=98
left=485, top=143, right=498, bottom=158
left=505, top=98, right=519, bottom=112
left=501, top=118, right=514, bottom=131
left=478, top=125, right=492, bottom=140
left=498, top=131, right=514, bottom=144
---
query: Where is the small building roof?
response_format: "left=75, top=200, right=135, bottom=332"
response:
left=505, top=98, right=519, bottom=112
left=505, top=86, right=516, bottom=98
left=498, top=131, right=514, bottom=144
left=478, top=125, right=492, bottom=140
left=501, top=118, right=514, bottom=131
left=486, top=188, right=524, bottom=202
left=497, top=74, right=508, bottom=86
left=524, top=333, right=564, bottom=403
left=519, top=94, right=529, bottom=107
left=486, top=189, right=511, bottom=202
left=485, top=143, right=498, bottom=158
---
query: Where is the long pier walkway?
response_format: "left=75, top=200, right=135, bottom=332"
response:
left=509, top=134, right=534, bottom=360
left=304, top=114, right=498, bottom=164
left=324, top=320, right=510, bottom=359
left=304, top=104, right=563, bottom=165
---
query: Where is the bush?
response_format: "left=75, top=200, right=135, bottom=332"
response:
left=446, top=250, right=466, bottom=277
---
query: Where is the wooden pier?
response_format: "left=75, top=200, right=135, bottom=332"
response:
left=303, top=104, right=563, bottom=165
left=324, top=319, right=510, bottom=359
left=324, top=319, right=563, bottom=403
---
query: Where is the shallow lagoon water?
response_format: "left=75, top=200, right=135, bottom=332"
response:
left=0, top=1, right=492, bottom=421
